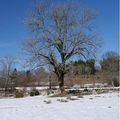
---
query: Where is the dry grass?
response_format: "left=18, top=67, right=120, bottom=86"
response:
left=51, top=91, right=68, bottom=97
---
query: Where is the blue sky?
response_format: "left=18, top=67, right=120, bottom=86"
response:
left=0, top=0, right=119, bottom=61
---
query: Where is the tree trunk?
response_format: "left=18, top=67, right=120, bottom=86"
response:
left=58, top=74, right=64, bottom=93
left=49, top=79, right=51, bottom=89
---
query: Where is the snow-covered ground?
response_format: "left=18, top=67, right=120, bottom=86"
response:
left=0, top=92, right=119, bottom=120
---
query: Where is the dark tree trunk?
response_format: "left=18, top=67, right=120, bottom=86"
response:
left=49, top=79, right=51, bottom=89
left=58, top=73, right=64, bottom=93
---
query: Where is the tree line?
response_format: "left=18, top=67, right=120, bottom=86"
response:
left=0, top=51, right=119, bottom=91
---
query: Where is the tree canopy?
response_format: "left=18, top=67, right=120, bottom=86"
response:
left=23, top=1, right=101, bottom=91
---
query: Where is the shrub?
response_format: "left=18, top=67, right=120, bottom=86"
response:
left=112, top=78, right=119, bottom=87
left=30, top=91, right=35, bottom=96
left=15, top=90, right=24, bottom=98
left=84, top=88, right=89, bottom=92
left=30, top=90, right=40, bottom=96
left=34, top=90, right=39, bottom=96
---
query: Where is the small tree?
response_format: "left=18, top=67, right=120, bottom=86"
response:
left=72, top=60, right=86, bottom=75
left=100, top=51, right=119, bottom=74
left=22, top=1, right=100, bottom=92
left=100, top=51, right=119, bottom=85
left=35, top=67, right=49, bottom=84
left=0, top=56, right=15, bottom=91
left=10, top=68, right=18, bottom=91
left=86, top=59, right=95, bottom=74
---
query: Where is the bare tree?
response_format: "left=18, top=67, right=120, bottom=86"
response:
left=35, top=67, right=49, bottom=83
left=100, top=51, right=119, bottom=74
left=22, top=1, right=100, bottom=92
left=0, top=56, right=15, bottom=91
left=100, top=51, right=119, bottom=86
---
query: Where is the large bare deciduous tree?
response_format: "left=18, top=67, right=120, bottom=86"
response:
left=23, top=1, right=100, bottom=92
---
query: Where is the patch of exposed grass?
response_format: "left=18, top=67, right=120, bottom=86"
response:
left=51, top=91, right=68, bottom=97
left=50, top=91, right=92, bottom=97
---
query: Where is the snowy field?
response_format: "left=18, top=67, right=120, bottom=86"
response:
left=0, top=92, right=119, bottom=120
